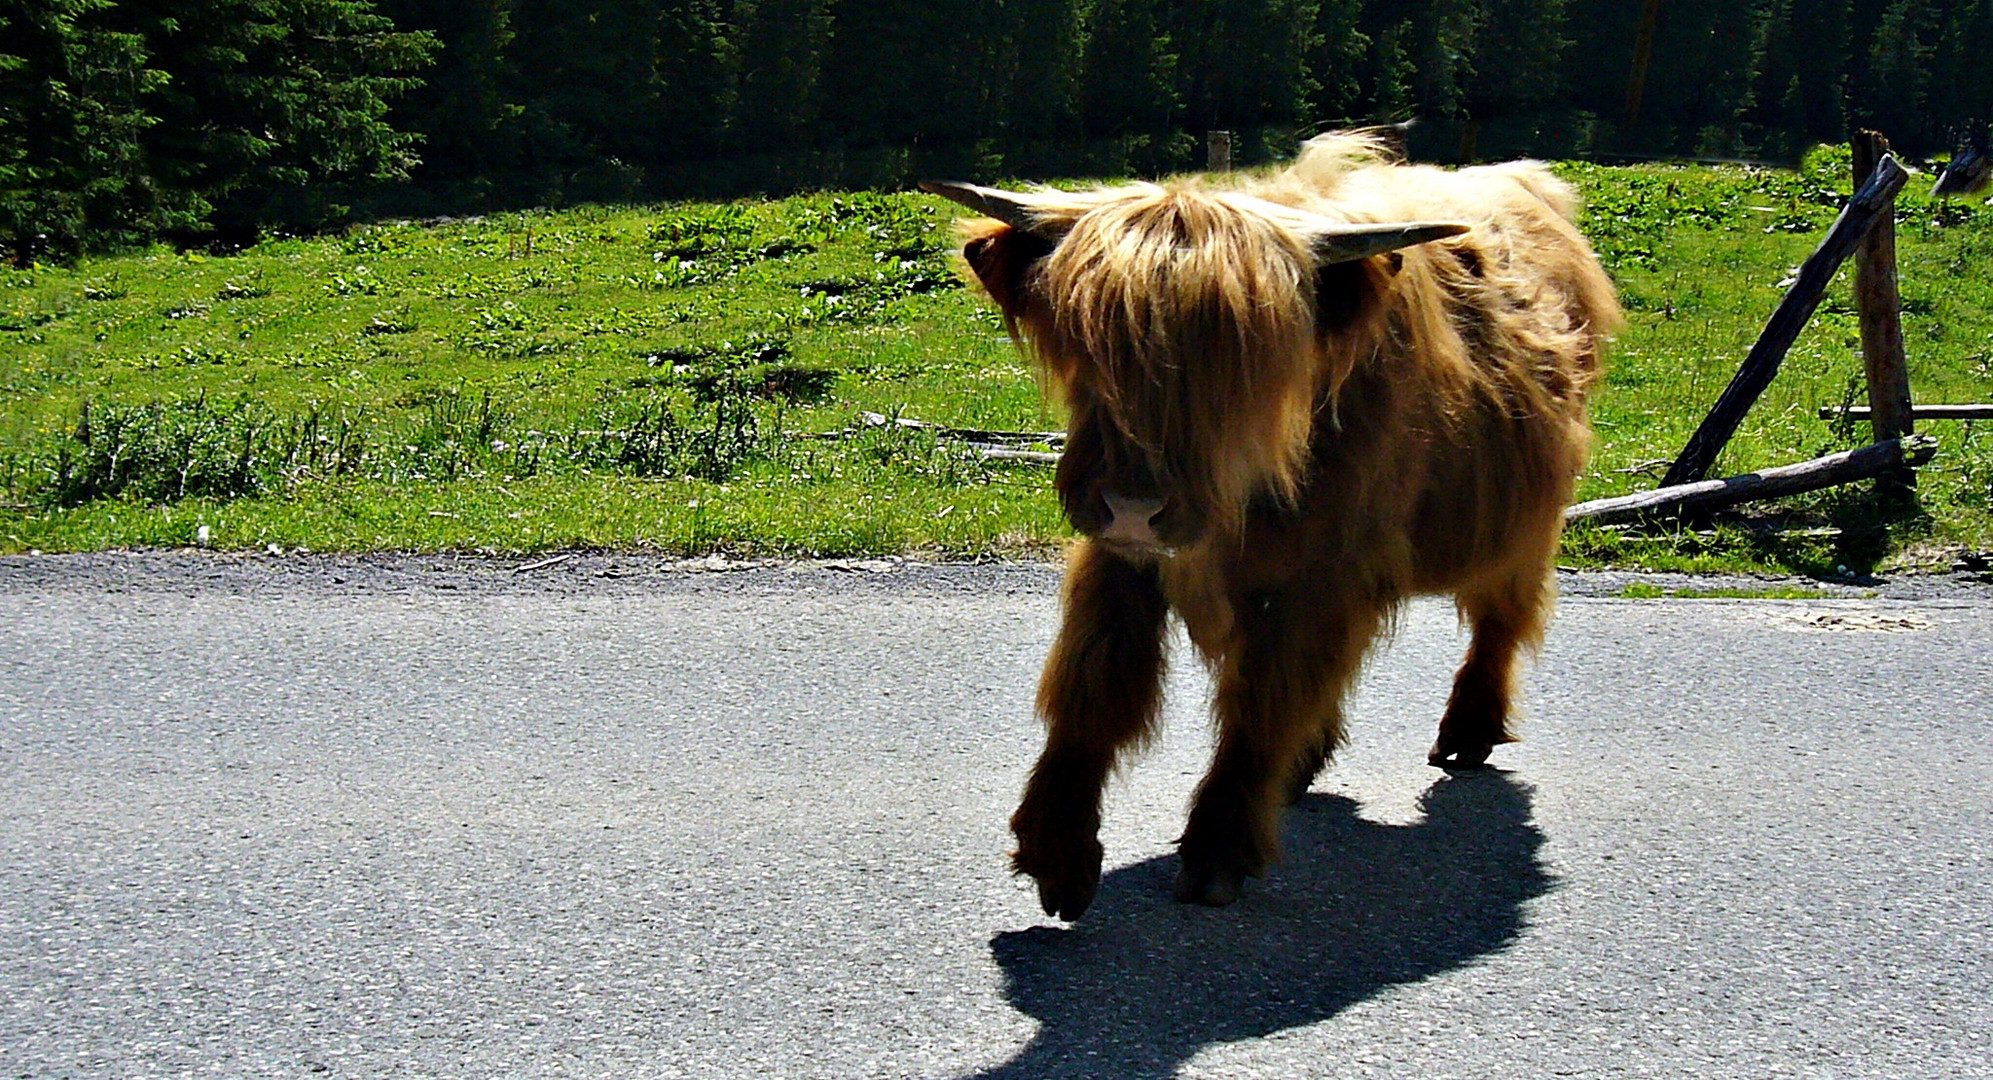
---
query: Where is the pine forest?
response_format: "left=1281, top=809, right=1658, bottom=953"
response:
left=3, top=0, right=1990, bottom=252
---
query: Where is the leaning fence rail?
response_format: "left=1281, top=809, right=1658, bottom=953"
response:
left=1659, top=150, right=1910, bottom=488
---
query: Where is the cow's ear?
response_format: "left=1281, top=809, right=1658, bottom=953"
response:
left=1313, top=253, right=1397, bottom=334
left=961, top=224, right=1056, bottom=316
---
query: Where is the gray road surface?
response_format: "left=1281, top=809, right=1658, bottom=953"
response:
left=2, top=554, right=1990, bottom=1078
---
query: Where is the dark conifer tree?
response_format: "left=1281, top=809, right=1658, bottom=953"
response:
left=1742, top=1, right=1808, bottom=158
left=1857, top=0, right=1938, bottom=149
left=1001, top=0, right=1086, bottom=144
left=1080, top=0, right=1181, bottom=138
left=1788, top=0, right=1853, bottom=145
left=1304, top=0, right=1368, bottom=127
left=818, top=0, right=1007, bottom=149
left=723, top=0, right=834, bottom=150
left=130, top=0, right=434, bottom=238
left=1927, top=0, right=1993, bottom=144
left=1366, top=15, right=1419, bottom=120
left=505, top=0, right=665, bottom=195
left=1356, top=0, right=1483, bottom=122
left=1617, top=0, right=1769, bottom=155
left=655, top=0, right=736, bottom=160
left=12, top=0, right=1989, bottom=230
left=373, top=0, right=522, bottom=194
left=1559, top=0, right=1643, bottom=133
left=1467, top=0, right=1568, bottom=118
left=0, top=0, right=173, bottom=257
left=1170, top=0, right=1322, bottom=147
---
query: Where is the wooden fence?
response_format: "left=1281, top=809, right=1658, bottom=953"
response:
left=1567, top=129, right=1981, bottom=525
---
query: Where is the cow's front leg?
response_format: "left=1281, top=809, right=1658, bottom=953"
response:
left=1176, top=591, right=1378, bottom=906
left=1013, top=542, right=1169, bottom=921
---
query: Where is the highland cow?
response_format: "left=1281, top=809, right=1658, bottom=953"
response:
left=924, top=132, right=1620, bottom=920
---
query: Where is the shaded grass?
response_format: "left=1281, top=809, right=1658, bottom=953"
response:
left=1, top=151, right=1989, bottom=573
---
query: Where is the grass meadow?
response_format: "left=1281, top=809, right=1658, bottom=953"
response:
left=1, top=147, right=1989, bottom=575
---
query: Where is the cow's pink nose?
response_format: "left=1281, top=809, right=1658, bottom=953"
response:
left=1100, top=492, right=1166, bottom=546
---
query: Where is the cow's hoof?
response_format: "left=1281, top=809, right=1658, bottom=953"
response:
left=1013, top=837, right=1103, bottom=922
left=1427, top=739, right=1495, bottom=769
left=1174, top=863, right=1246, bottom=907
left=1034, top=874, right=1097, bottom=922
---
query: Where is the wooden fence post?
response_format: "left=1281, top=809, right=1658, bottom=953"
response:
left=1624, top=0, right=1663, bottom=126
left=1207, top=131, right=1233, bottom=172
left=1852, top=129, right=1916, bottom=500
left=1660, top=153, right=1909, bottom=487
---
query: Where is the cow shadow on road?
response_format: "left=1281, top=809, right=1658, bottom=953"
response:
left=962, top=771, right=1550, bottom=1079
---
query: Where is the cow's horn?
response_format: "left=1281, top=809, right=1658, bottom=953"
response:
left=1309, top=221, right=1471, bottom=264
left=919, top=180, right=1059, bottom=237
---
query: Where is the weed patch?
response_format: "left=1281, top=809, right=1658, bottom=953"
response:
left=36, top=395, right=279, bottom=506
left=8, top=383, right=785, bottom=510
left=560, top=391, right=762, bottom=482
left=636, top=334, right=837, bottom=405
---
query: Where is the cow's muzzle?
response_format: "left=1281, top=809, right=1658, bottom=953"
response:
left=1098, top=492, right=1172, bottom=554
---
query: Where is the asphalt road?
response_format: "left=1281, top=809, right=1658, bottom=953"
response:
left=2, top=554, right=1989, bottom=1079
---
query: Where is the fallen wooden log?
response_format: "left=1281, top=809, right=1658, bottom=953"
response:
left=1821, top=404, right=1993, bottom=422
left=856, top=411, right=1065, bottom=448
left=970, top=446, right=1063, bottom=464
left=1661, top=154, right=1910, bottom=488
left=1568, top=435, right=1937, bottom=526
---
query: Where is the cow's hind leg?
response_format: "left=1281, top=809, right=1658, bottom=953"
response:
left=1429, top=567, right=1554, bottom=768
left=1284, top=694, right=1354, bottom=804
left=1284, top=734, right=1332, bottom=805
left=1176, top=593, right=1378, bottom=906
left=1013, top=542, right=1170, bottom=921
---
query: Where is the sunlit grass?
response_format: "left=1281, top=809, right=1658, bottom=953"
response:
left=1, top=152, right=1988, bottom=573
left=1614, top=583, right=1855, bottom=600
left=1557, top=147, right=1993, bottom=572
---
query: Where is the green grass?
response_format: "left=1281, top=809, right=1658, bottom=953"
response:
left=1556, top=146, right=1993, bottom=575
left=1613, top=584, right=1857, bottom=600
left=1, top=148, right=1989, bottom=572
left=0, top=194, right=1067, bottom=556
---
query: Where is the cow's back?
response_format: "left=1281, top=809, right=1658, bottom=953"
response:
left=1256, top=139, right=1622, bottom=595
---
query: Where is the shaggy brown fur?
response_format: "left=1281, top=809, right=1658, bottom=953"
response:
left=944, top=132, right=1620, bottom=920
